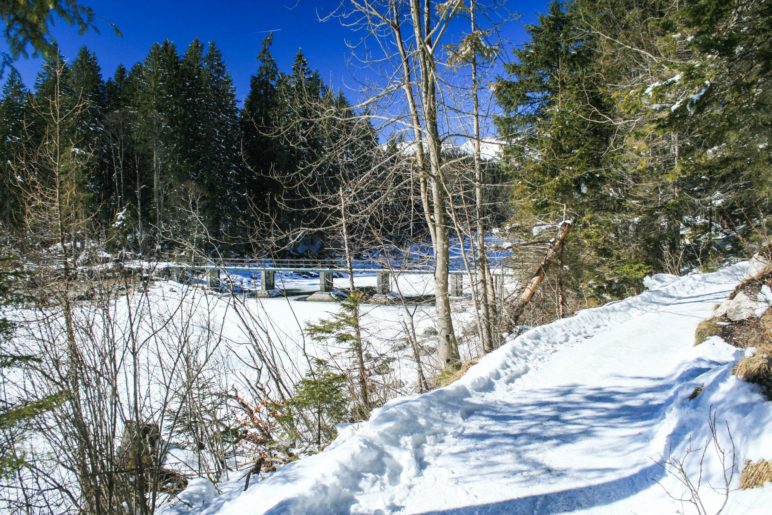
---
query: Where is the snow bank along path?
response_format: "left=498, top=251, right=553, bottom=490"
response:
left=188, top=261, right=772, bottom=514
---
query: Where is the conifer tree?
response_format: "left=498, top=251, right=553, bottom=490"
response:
left=0, top=0, right=98, bottom=75
left=675, top=0, right=771, bottom=258
left=0, top=71, right=30, bottom=227
left=202, top=42, right=242, bottom=246
left=30, top=49, right=71, bottom=145
left=104, top=62, right=154, bottom=251
left=240, top=34, right=283, bottom=240
left=496, top=1, right=630, bottom=298
left=0, top=260, right=66, bottom=477
left=67, top=47, right=109, bottom=224
left=136, top=41, right=183, bottom=250
left=496, top=0, right=771, bottom=303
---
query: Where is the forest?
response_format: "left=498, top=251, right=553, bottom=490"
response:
left=0, top=0, right=769, bottom=513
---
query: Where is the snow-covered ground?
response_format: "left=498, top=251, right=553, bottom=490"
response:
left=170, top=260, right=772, bottom=514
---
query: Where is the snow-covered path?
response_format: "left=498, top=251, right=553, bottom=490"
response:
left=182, top=262, right=771, bottom=514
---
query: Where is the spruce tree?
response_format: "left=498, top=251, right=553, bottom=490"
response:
left=677, top=0, right=771, bottom=259
left=240, top=34, right=284, bottom=240
left=0, top=70, right=30, bottom=228
left=496, top=1, right=630, bottom=298
left=67, top=47, right=110, bottom=225
left=202, top=42, right=242, bottom=247
left=135, top=41, right=183, bottom=250
left=0, top=262, right=66, bottom=477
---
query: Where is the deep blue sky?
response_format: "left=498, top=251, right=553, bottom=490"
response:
left=8, top=0, right=551, bottom=105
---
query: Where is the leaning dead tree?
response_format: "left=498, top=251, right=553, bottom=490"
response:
left=505, top=221, right=572, bottom=331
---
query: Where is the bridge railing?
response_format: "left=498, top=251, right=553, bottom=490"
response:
left=206, top=256, right=512, bottom=273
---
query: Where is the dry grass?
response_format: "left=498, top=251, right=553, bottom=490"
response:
left=725, top=309, right=772, bottom=350
left=694, top=317, right=726, bottom=346
left=724, top=274, right=772, bottom=398
left=734, top=354, right=772, bottom=399
left=740, top=459, right=772, bottom=489
left=434, top=359, right=479, bottom=388
left=696, top=306, right=770, bottom=352
left=720, top=308, right=772, bottom=354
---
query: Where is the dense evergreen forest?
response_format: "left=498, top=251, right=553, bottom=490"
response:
left=0, top=36, right=396, bottom=257
left=496, top=0, right=770, bottom=299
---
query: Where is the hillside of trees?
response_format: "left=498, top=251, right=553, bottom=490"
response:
left=496, top=0, right=770, bottom=300
left=0, top=37, right=403, bottom=257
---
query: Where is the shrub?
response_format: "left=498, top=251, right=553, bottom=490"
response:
left=275, top=360, right=350, bottom=451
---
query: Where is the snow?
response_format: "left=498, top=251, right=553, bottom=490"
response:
left=3, top=269, right=487, bottom=510
left=644, top=73, right=682, bottom=96
left=686, top=82, right=710, bottom=113
left=381, top=139, right=503, bottom=161
left=171, top=260, right=772, bottom=514
left=112, top=208, right=128, bottom=227
left=532, top=222, right=558, bottom=237
left=459, top=138, right=504, bottom=161
left=689, top=82, right=710, bottom=104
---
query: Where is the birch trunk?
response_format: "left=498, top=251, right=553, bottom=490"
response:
left=409, top=0, right=460, bottom=368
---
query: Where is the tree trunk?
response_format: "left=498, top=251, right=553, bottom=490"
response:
left=340, top=187, right=369, bottom=410
left=470, top=1, right=499, bottom=353
left=410, top=0, right=460, bottom=369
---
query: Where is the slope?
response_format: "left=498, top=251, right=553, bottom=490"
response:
left=176, top=260, right=772, bottom=514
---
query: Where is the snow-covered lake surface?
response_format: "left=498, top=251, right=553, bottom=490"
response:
left=166, top=260, right=772, bottom=514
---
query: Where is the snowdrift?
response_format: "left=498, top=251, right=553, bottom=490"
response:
left=169, top=260, right=772, bottom=514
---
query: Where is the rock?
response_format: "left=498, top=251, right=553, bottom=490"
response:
left=255, top=288, right=282, bottom=298
left=370, top=293, right=400, bottom=305
left=745, top=254, right=771, bottom=281
left=726, top=292, right=766, bottom=322
left=422, top=326, right=438, bottom=337
left=305, top=291, right=337, bottom=302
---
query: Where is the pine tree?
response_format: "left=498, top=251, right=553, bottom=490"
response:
left=135, top=41, right=183, bottom=250
left=497, top=0, right=770, bottom=304
left=675, top=0, right=771, bottom=259
left=496, top=1, right=632, bottom=298
left=0, top=0, right=97, bottom=74
left=275, top=359, right=349, bottom=450
left=0, top=70, right=31, bottom=227
left=103, top=64, right=144, bottom=250
left=306, top=291, right=371, bottom=418
left=0, top=265, right=66, bottom=477
left=67, top=47, right=110, bottom=225
left=201, top=42, right=242, bottom=247
left=240, top=34, right=285, bottom=240
left=30, top=49, right=71, bottom=146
